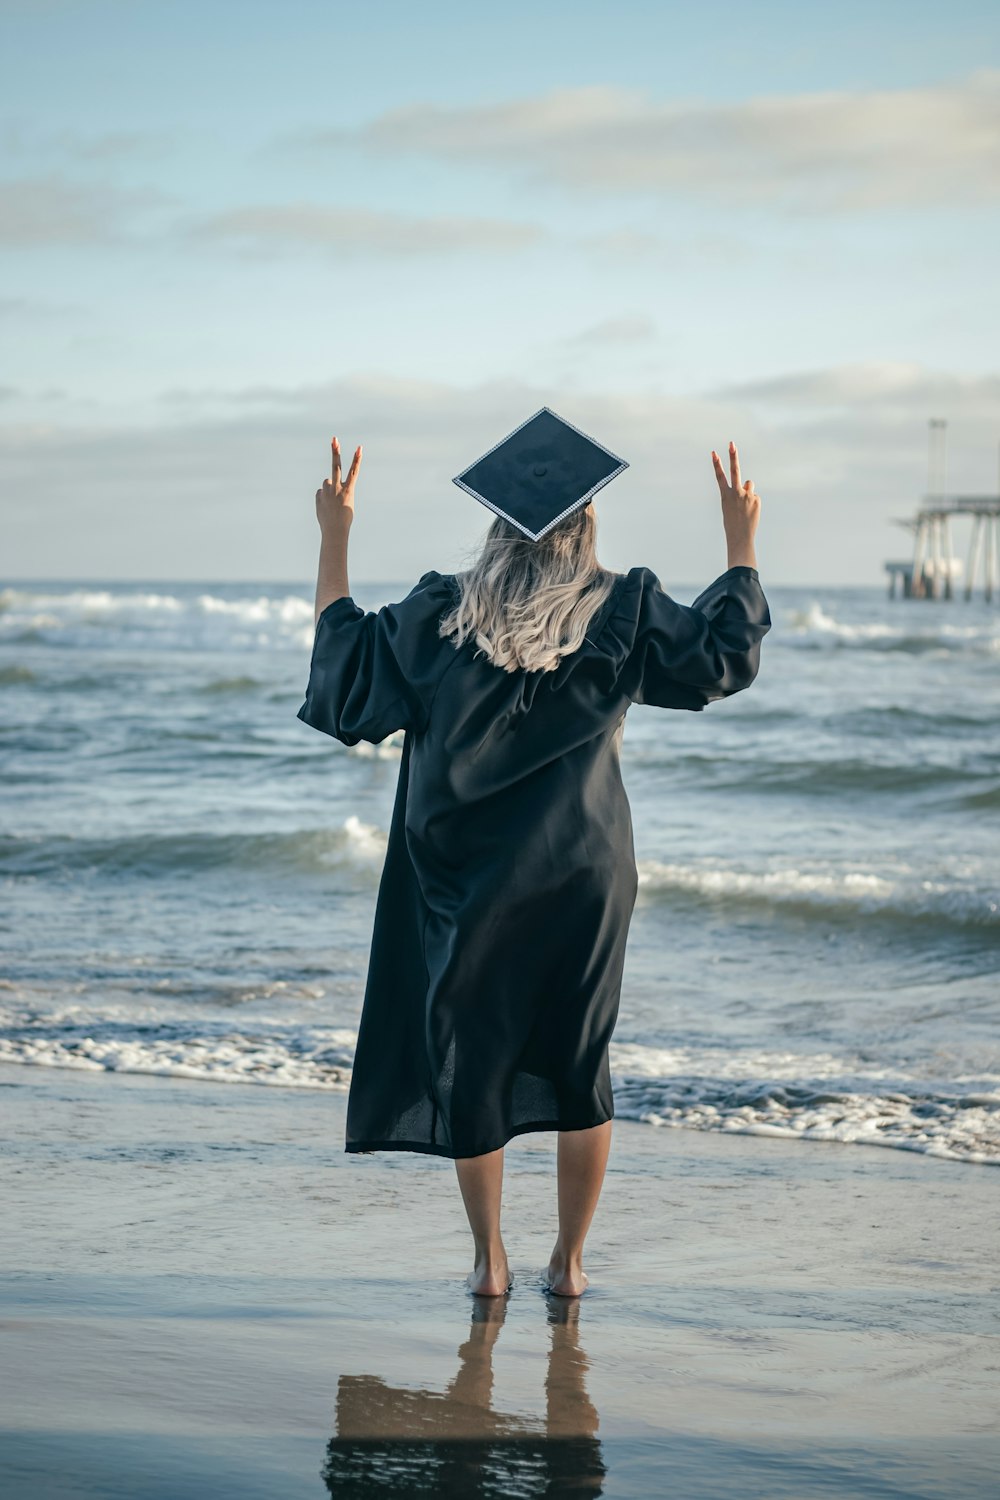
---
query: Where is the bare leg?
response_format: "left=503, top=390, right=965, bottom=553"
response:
left=454, top=1146, right=512, bottom=1296
left=546, top=1119, right=612, bottom=1296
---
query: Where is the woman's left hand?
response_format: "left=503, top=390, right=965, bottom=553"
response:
left=316, top=436, right=362, bottom=531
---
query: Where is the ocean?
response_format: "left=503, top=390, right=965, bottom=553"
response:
left=1, top=576, right=998, bottom=1165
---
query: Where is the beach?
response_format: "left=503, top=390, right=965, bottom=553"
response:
left=1, top=1059, right=998, bottom=1498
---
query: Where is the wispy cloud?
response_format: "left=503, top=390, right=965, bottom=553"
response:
left=276, top=70, right=1000, bottom=213
left=0, top=172, right=544, bottom=259
left=562, top=316, right=658, bottom=347
left=180, top=203, right=547, bottom=259
left=0, top=173, right=168, bottom=245
left=0, top=120, right=172, bottom=163
left=715, top=361, right=1000, bottom=412
left=0, top=293, right=86, bottom=319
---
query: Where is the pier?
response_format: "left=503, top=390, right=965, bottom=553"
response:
left=885, top=420, right=1000, bottom=600
left=887, top=499, right=1000, bottom=600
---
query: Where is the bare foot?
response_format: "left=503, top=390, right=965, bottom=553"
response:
left=466, top=1249, right=513, bottom=1297
left=544, top=1250, right=589, bottom=1297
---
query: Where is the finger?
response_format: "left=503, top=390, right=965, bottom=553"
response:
left=346, top=444, right=362, bottom=484
left=729, top=441, right=741, bottom=494
left=711, top=450, right=729, bottom=498
left=331, top=436, right=341, bottom=484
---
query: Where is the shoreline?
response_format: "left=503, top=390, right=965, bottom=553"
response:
left=1, top=1045, right=995, bottom=1167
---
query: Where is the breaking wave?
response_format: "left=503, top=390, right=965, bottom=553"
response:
left=636, top=859, right=999, bottom=931
left=0, top=585, right=317, bottom=651
left=0, top=816, right=388, bottom=878
left=784, top=600, right=1000, bottom=655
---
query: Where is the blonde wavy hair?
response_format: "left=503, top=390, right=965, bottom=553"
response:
left=439, top=502, right=619, bottom=674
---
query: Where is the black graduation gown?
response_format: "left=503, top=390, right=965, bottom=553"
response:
left=297, top=563, right=771, bottom=1159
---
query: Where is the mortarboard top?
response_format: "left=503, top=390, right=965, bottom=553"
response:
left=452, top=406, right=629, bottom=542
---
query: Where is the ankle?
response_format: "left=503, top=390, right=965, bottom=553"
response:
left=550, top=1241, right=584, bottom=1268
left=473, top=1238, right=506, bottom=1263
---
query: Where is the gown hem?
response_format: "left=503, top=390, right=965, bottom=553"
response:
left=345, top=1110, right=615, bottom=1160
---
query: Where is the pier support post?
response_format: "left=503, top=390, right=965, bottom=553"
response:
left=911, top=517, right=928, bottom=599
left=942, top=514, right=954, bottom=599
left=930, top=515, right=942, bottom=599
left=965, top=515, right=983, bottom=602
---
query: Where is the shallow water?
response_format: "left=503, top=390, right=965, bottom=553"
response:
left=1, top=576, right=998, bottom=1163
left=1, top=1065, right=998, bottom=1498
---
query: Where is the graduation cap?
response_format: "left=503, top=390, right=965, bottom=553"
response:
left=452, top=406, right=629, bottom=542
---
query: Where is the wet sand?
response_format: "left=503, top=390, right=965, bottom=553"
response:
left=0, top=1060, right=997, bottom=1498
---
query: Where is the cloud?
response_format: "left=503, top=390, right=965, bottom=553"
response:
left=562, top=316, right=657, bottom=347
left=0, top=294, right=86, bottom=319
left=3, top=364, right=998, bottom=583
left=277, top=69, right=1000, bottom=213
left=168, top=206, right=722, bottom=268
left=0, top=119, right=171, bottom=163
left=0, top=173, right=679, bottom=264
left=578, top=230, right=674, bottom=264
left=714, top=361, right=1000, bottom=421
left=180, top=203, right=547, bottom=259
left=0, top=383, right=78, bottom=402
left=56, top=129, right=171, bottom=164
left=716, top=362, right=932, bottom=405
left=0, top=173, right=168, bottom=245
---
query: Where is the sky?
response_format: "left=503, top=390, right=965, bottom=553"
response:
left=1, top=0, right=998, bottom=586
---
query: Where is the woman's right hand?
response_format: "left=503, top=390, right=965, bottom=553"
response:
left=316, top=435, right=362, bottom=533
left=711, top=440, right=760, bottom=568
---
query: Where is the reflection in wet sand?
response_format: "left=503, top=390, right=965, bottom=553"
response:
left=323, top=1291, right=606, bottom=1495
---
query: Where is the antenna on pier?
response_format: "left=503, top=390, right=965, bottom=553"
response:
left=927, top=417, right=947, bottom=501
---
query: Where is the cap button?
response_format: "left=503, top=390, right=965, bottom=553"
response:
left=533, top=464, right=548, bottom=477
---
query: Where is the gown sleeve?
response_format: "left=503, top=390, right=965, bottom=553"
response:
left=296, top=569, right=451, bottom=746
left=616, top=564, right=771, bottom=711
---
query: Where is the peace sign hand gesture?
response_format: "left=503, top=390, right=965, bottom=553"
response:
left=316, top=435, right=362, bottom=532
left=711, top=440, right=760, bottom=567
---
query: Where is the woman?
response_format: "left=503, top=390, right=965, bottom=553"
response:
left=298, top=435, right=770, bottom=1299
